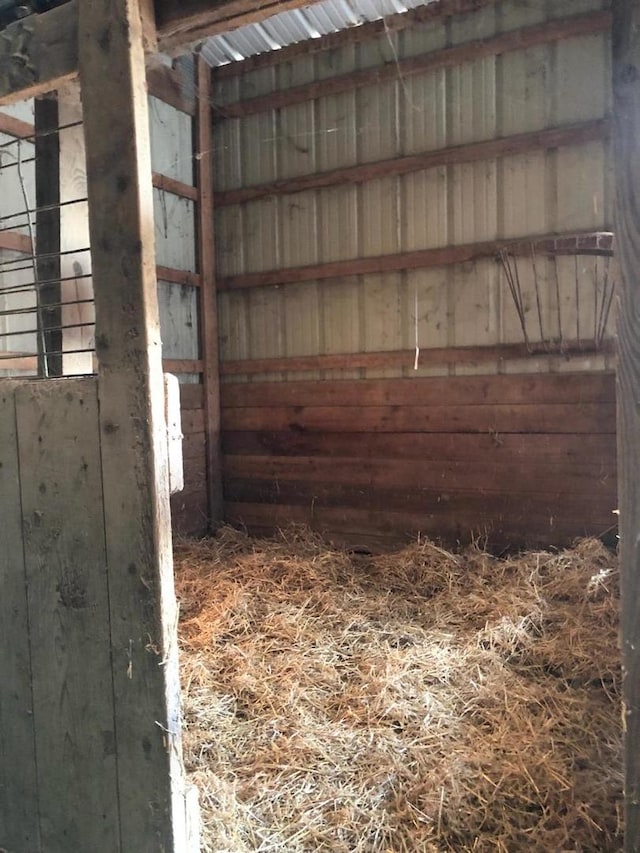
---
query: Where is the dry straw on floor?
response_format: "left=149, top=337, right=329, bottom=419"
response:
left=175, top=526, right=622, bottom=853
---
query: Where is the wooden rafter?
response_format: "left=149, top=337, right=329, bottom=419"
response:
left=154, top=0, right=327, bottom=51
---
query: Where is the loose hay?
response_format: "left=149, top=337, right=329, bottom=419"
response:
left=175, top=526, right=623, bottom=852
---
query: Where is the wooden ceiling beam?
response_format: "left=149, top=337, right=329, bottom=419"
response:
left=154, top=0, right=327, bottom=52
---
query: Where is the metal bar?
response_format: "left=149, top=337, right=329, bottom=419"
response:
left=0, top=299, right=94, bottom=318
left=0, top=321, right=94, bottom=339
left=0, top=120, right=83, bottom=151
left=0, top=273, right=93, bottom=296
left=0, top=247, right=91, bottom=270
left=0, top=196, right=88, bottom=227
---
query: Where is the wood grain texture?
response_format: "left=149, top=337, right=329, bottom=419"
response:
left=223, top=429, right=617, bottom=464
left=221, top=373, right=616, bottom=549
left=220, top=340, right=616, bottom=377
left=612, top=1, right=640, bottom=848
left=216, top=11, right=611, bottom=119
left=222, top=402, right=615, bottom=434
left=0, top=110, right=33, bottom=139
left=215, top=120, right=609, bottom=207
left=221, top=373, right=616, bottom=409
left=156, top=0, right=326, bottom=51
left=0, top=0, right=78, bottom=106
left=79, top=0, right=187, bottom=849
left=0, top=382, right=40, bottom=852
left=16, top=379, right=119, bottom=851
left=218, top=231, right=614, bottom=291
left=153, top=172, right=198, bottom=201
left=197, top=57, right=223, bottom=527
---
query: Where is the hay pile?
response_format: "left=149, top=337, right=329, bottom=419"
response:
left=175, top=527, right=622, bottom=853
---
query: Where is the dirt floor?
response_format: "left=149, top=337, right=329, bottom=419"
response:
left=175, top=527, right=622, bottom=853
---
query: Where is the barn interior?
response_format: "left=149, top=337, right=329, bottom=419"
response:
left=0, top=0, right=636, bottom=851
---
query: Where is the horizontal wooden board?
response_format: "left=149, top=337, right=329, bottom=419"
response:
left=224, top=480, right=615, bottom=524
left=224, top=502, right=616, bottom=549
left=221, top=373, right=616, bottom=409
left=222, top=403, right=615, bottom=435
left=222, top=429, right=616, bottom=463
left=218, top=231, right=614, bottom=291
left=221, top=340, right=615, bottom=377
left=223, top=454, right=615, bottom=496
left=215, top=120, right=608, bottom=207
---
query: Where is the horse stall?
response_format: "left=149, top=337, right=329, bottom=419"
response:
left=0, top=0, right=638, bottom=851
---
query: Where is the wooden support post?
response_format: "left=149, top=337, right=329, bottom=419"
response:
left=79, top=0, right=191, bottom=850
left=612, top=2, right=640, bottom=850
left=34, top=95, right=62, bottom=377
left=196, top=55, right=223, bottom=527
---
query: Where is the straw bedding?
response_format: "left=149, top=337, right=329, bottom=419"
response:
left=175, top=527, right=622, bottom=852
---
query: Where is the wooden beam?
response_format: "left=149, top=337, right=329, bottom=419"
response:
left=79, top=0, right=189, bottom=849
left=213, top=0, right=500, bottom=79
left=0, top=1, right=194, bottom=114
left=0, top=230, right=31, bottom=253
left=0, top=0, right=78, bottom=106
left=34, top=95, right=62, bottom=377
left=219, top=231, right=614, bottom=291
left=163, top=358, right=204, bottom=373
left=220, top=339, right=615, bottom=377
left=215, top=11, right=611, bottom=119
left=612, top=1, right=640, bottom=849
left=196, top=56, right=223, bottom=527
left=156, top=265, right=202, bottom=287
left=0, top=111, right=33, bottom=139
left=152, top=171, right=199, bottom=200
left=156, top=0, right=327, bottom=52
left=216, top=119, right=610, bottom=207
left=147, top=59, right=196, bottom=115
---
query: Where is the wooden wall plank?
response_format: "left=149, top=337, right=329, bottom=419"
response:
left=223, top=454, right=615, bottom=495
left=222, top=402, right=615, bottom=434
left=221, top=372, right=616, bottom=408
left=222, top=429, right=617, bottom=463
left=224, top=502, right=613, bottom=549
left=79, top=0, right=188, bottom=849
left=16, top=378, right=119, bottom=851
left=220, top=340, right=616, bottom=376
left=224, top=479, right=615, bottom=518
left=0, top=382, right=40, bottom=852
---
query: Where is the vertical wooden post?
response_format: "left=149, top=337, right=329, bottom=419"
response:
left=196, top=54, right=223, bottom=527
left=79, top=1, right=188, bottom=850
left=34, top=95, right=62, bottom=377
left=612, top=2, right=640, bottom=850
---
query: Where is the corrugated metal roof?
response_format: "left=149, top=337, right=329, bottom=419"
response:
left=200, top=0, right=436, bottom=67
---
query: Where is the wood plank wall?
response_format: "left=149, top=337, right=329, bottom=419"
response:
left=221, top=372, right=617, bottom=549
left=172, top=383, right=207, bottom=536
